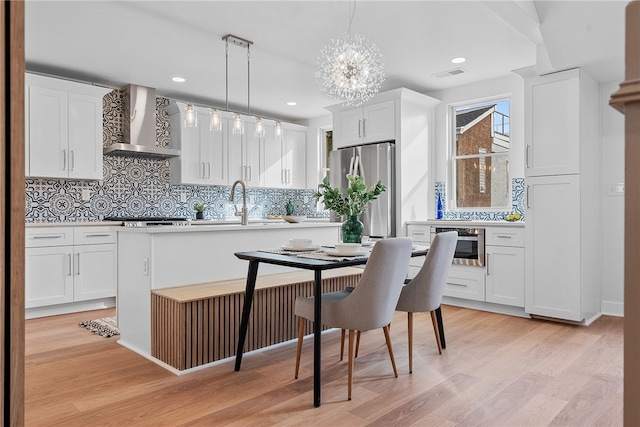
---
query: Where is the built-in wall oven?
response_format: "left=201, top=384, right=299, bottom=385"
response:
left=431, top=226, right=485, bottom=267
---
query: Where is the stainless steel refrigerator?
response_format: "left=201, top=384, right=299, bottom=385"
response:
left=329, top=141, right=396, bottom=238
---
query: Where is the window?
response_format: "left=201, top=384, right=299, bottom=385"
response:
left=450, top=99, right=510, bottom=209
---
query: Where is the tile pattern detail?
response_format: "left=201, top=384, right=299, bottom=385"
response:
left=436, top=178, right=525, bottom=221
left=25, top=90, right=325, bottom=223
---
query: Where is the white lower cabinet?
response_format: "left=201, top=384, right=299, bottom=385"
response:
left=25, top=226, right=117, bottom=309
left=406, top=223, right=525, bottom=309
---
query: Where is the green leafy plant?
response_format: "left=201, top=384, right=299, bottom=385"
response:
left=313, top=174, right=386, bottom=216
left=285, top=200, right=295, bottom=215
left=193, top=203, right=207, bottom=213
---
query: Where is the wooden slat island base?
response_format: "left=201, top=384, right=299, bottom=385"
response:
left=151, top=267, right=363, bottom=371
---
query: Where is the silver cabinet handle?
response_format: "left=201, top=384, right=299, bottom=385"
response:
left=33, top=234, right=64, bottom=239
left=206, top=162, right=211, bottom=179
left=67, top=254, right=72, bottom=276
left=83, top=233, right=112, bottom=238
left=70, top=150, right=75, bottom=171
left=75, top=253, right=80, bottom=275
left=358, top=119, right=362, bottom=138
left=362, top=118, right=366, bottom=137
left=201, top=162, right=206, bottom=179
left=496, top=235, right=512, bottom=239
left=486, top=254, right=490, bottom=276
left=448, top=282, right=468, bottom=288
left=62, top=149, right=67, bottom=171
left=526, top=185, right=530, bottom=208
left=247, top=165, right=252, bottom=181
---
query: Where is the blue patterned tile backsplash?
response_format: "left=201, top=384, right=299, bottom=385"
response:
left=25, top=90, right=326, bottom=223
left=435, top=178, right=525, bottom=221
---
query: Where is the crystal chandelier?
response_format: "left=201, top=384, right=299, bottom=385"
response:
left=316, top=3, right=385, bottom=106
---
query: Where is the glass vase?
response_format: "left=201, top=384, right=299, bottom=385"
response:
left=341, top=215, right=364, bottom=243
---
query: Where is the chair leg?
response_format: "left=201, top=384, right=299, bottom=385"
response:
left=430, top=311, right=442, bottom=354
left=407, top=312, right=413, bottom=374
left=382, top=325, right=398, bottom=378
left=340, top=329, right=345, bottom=361
left=294, top=317, right=305, bottom=379
left=348, top=329, right=355, bottom=400
left=355, top=330, right=361, bottom=358
left=342, top=329, right=361, bottom=359
left=435, top=306, right=446, bottom=349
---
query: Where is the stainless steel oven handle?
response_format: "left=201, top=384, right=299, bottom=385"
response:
left=456, top=236, right=478, bottom=241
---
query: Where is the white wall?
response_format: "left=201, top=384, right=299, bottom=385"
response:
left=601, top=81, right=625, bottom=316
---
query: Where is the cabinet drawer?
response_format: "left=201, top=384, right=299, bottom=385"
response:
left=443, top=265, right=485, bottom=302
left=26, top=227, right=74, bottom=247
left=485, top=227, right=525, bottom=247
left=407, top=224, right=430, bottom=244
left=74, top=227, right=117, bottom=245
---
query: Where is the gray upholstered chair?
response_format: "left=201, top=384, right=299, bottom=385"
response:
left=293, top=237, right=413, bottom=400
left=395, top=230, right=457, bottom=373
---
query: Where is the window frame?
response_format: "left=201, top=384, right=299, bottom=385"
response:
left=447, top=95, right=512, bottom=212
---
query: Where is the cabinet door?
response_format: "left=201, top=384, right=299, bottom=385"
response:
left=363, top=100, right=395, bottom=143
left=263, top=125, right=284, bottom=188
left=68, top=93, right=104, bottom=180
left=525, top=174, right=581, bottom=320
left=283, top=127, right=307, bottom=189
left=243, top=122, right=263, bottom=186
left=486, top=246, right=525, bottom=307
left=28, top=86, right=69, bottom=178
left=334, top=107, right=363, bottom=149
left=74, top=244, right=117, bottom=301
left=526, top=69, right=580, bottom=176
left=200, top=115, right=228, bottom=185
left=443, top=264, right=485, bottom=302
left=25, top=246, right=74, bottom=308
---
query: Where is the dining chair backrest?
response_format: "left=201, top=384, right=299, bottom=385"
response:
left=396, top=231, right=458, bottom=313
left=324, top=237, right=412, bottom=332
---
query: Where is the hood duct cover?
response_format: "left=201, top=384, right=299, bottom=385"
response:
left=103, top=84, right=181, bottom=158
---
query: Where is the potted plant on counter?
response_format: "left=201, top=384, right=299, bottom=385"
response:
left=193, top=203, right=207, bottom=220
left=313, top=174, right=386, bottom=243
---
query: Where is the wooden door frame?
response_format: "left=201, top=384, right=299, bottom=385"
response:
left=2, top=0, right=26, bottom=425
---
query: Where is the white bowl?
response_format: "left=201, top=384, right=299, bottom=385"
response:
left=335, top=243, right=362, bottom=254
left=284, top=215, right=306, bottom=223
left=289, top=238, right=312, bottom=249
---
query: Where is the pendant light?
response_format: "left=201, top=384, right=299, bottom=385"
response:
left=274, top=121, right=283, bottom=141
left=232, top=113, right=244, bottom=135
left=316, top=0, right=385, bottom=106
left=254, top=117, right=265, bottom=138
left=184, top=104, right=198, bottom=127
left=210, top=108, right=222, bottom=131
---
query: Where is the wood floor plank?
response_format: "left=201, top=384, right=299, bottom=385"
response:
left=24, top=305, right=623, bottom=426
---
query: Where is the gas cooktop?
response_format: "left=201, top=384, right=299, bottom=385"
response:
left=104, top=216, right=191, bottom=227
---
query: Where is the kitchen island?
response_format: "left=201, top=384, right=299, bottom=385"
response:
left=116, top=221, right=342, bottom=362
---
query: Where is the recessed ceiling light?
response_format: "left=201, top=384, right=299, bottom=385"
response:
left=172, top=76, right=186, bottom=83
left=287, top=101, right=297, bottom=106
left=451, top=57, right=466, bottom=64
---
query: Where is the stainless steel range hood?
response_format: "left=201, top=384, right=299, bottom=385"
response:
left=103, top=84, right=181, bottom=158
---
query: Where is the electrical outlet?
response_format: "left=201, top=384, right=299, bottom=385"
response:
left=81, top=189, right=91, bottom=201
left=608, top=183, right=625, bottom=196
left=180, top=192, right=187, bottom=202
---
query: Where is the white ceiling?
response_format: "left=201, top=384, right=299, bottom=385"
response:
left=25, top=0, right=628, bottom=123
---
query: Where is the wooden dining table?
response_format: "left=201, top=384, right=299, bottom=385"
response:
left=233, top=244, right=429, bottom=407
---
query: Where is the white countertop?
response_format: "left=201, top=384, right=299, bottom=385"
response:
left=25, top=221, right=116, bottom=227
left=114, top=220, right=339, bottom=233
left=408, top=219, right=525, bottom=228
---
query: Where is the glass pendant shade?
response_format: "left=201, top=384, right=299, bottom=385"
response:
left=254, top=117, right=265, bottom=138
left=274, top=121, right=283, bottom=140
left=184, top=104, right=198, bottom=127
left=210, top=109, right=222, bottom=131
left=316, top=32, right=385, bottom=106
left=232, top=113, right=244, bottom=135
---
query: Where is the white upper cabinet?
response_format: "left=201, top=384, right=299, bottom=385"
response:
left=525, top=68, right=583, bottom=177
left=332, top=99, right=396, bottom=149
left=167, top=102, right=228, bottom=186
left=264, top=123, right=307, bottom=189
left=228, top=117, right=263, bottom=186
left=25, top=73, right=111, bottom=180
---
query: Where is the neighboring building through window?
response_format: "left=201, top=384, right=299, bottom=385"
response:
left=451, top=99, right=510, bottom=209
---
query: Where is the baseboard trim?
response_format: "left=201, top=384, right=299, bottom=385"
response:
left=601, top=300, right=624, bottom=317
left=25, top=298, right=116, bottom=319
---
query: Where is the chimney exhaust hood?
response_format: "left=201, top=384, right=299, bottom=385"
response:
left=103, top=84, right=181, bottom=158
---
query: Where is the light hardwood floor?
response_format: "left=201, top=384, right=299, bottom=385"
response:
left=25, top=305, right=622, bottom=426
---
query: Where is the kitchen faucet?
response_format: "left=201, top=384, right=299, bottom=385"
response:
left=229, top=179, right=248, bottom=225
